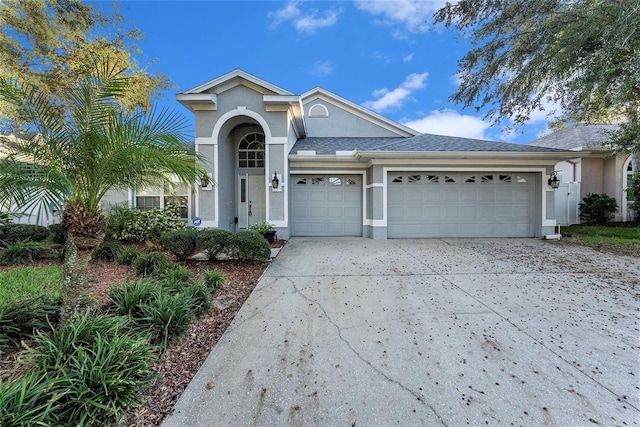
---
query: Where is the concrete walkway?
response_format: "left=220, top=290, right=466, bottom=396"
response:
left=163, top=238, right=640, bottom=426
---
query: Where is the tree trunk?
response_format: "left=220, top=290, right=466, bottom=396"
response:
left=60, top=234, right=92, bottom=323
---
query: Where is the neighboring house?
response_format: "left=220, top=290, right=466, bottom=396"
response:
left=529, top=124, right=636, bottom=222
left=122, top=68, right=573, bottom=240
left=0, top=133, right=62, bottom=226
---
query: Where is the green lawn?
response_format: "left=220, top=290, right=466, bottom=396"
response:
left=564, top=225, right=640, bottom=246
left=0, top=265, right=63, bottom=305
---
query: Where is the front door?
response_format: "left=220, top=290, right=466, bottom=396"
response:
left=238, top=174, right=266, bottom=230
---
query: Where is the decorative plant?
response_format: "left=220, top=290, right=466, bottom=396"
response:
left=249, top=221, right=274, bottom=234
left=579, top=193, right=618, bottom=224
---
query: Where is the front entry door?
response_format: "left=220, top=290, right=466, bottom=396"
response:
left=238, top=174, right=266, bottom=230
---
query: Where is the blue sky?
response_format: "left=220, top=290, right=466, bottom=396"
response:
left=112, top=1, right=556, bottom=144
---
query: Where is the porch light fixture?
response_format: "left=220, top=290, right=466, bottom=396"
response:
left=201, top=175, right=210, bottom=188
left=271, top=171, right=280, bottom=189
left=548, top=171, right=560, bottom=189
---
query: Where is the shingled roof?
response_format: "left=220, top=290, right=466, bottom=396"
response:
left=528, top=124, right=619, bottom=150
left=291, top=134, right=567, bottom=155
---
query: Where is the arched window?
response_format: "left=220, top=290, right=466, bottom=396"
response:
left=238, top=132, right=265, bottom=168
left=623, top=156, right=636, bottom=221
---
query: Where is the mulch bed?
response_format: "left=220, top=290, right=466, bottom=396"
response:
left=0, top=241, right=281, bottom=426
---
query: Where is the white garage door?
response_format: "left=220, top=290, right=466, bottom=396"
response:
left=388, top=172, right=535, bottom=238
left=291, top=175, right=362, bottom=236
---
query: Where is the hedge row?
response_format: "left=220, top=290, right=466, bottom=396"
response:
left=159, top=228, right=271, bottom=262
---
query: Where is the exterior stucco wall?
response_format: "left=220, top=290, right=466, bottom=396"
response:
left=556, top=160, right=577, bottom=183
left=197, top=86, right=289, bottom=139
left=603, top=154, right=628, bottom=221
left=102, top=188, right=130, bottom=209
left=303, top=99, right=403, bottom=138
left=574, top=154, right=628, bottom=221
left=198, top=143, right=218, bottom=226
left=580, top=157, right=604, bottom=197
left=268, top=143, right=286, bottom=223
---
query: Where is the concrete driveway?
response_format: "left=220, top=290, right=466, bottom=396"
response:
left=163, top=238, right=640, bottom=426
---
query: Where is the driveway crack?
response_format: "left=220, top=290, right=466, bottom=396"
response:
left=288, top=277, right=449, bottom=426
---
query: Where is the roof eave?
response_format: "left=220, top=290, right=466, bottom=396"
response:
left=355, top=150, right=587, bottom=160
left=175, top=93, right=218, bottom=112
left=264, top=95, right=307, bottom=138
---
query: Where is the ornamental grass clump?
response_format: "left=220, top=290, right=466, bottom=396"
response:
left=0, top=295, right=60, bottom=351
left=0, top=241, right=54, bottom=265
left=24, top=313, right=155, bottom=425
left=138, top=290, right=193, bottom=350
left=134, top=251, right=168, bottom=276
left=203, top=269, right=227, bottom=292
left=109, top=279, right=158, bottom=318
left=91, top=239, right=124, bottom=261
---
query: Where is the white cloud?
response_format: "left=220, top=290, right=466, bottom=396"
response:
left=363, top=72, right=428, bottom=112
left=354, top=0, right=450, bottom=33
left=403, top=53, right=414, bottom=62
left=449, top=72, right=463, bottom=87
left=310, top=60, right=334, bottom=76
left=403, top=109, right=490, bottom=140
left=269, top=1, right=340, bottom=34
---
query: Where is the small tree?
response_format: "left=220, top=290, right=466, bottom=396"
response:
left=579, top=193, right=618, bottom=225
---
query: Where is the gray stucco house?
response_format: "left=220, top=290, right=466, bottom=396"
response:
left=111, top=69, right=578, bottom=239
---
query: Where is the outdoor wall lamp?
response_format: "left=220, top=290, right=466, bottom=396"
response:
left=548, top=171, right=560, bottom=189
left=271, top=171, right=280, bottom=189
left=201, top=173, right=213, bottom=190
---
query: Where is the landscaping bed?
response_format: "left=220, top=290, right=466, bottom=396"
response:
left=0, top=238, right=280, bottom=426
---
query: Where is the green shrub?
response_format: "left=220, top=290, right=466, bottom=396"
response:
left=157, top=262, right=191, bottom=290
left=227, top=231, right=271, bottom=261
left=47, top=223, right=67, bottom=245
left=109, top=279, right=158, bottom=318
left=105, top=203, right=147, bottom=242
left=0, top=241, right=54, bottom=265
left=0, top=295, right=60, bottom=351
left=579, top=193, right=619, bottom=224
left=0, top=211, right=14, bottom=226
left=30, top=313, right=154, bottom=425
left=134, top=251, right=168, bottom=276
left=117, top=247, right=142, bottom=266
left=203, top=270, right=227, bottom=292
left=196, top=228, right=232, bottom=260
left=138, top=291, right=193, bottom=350
left=0, top=372, right=63, bottom=426
left=249, top=220, right=274, bottom=233
left=91, top=239, right=124, bottom=261
left=106, top=203, right=185, bottom=243
left=159, top=228, right=198, bottom=261
left=185, top=282, right=211, bottom=316
left=0, top=224, right=50, bottom=246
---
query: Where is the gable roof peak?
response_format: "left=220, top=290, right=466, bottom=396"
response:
left=301, top=86, right=419, bottom=137
left=181, top=69, right=294, bottom=96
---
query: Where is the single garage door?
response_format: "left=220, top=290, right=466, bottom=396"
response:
left=388, top=172, right=535, bottom=238
left=291, top=175, right=362, bottom=236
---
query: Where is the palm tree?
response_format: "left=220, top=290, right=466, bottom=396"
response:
left=0, top=61, right=204, bottom=319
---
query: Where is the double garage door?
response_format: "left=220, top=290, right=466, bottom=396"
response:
left=290, top=172, right=536, bottom=238
left=388, top=172, right=535, bottom=238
